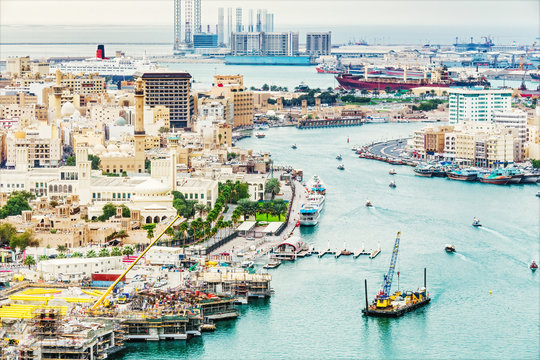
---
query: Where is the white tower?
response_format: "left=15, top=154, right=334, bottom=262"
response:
left=184, top=0, right=193, bottom=43
left=194, top=0, right=202, bottom=34
left=248, top=9, right=254, bottom=32
left=227, top=8, right=233, bottom=46
left=235, top=8, right=243, bottom=32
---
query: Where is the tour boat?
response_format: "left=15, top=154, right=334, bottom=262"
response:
left=530, top=260, right=538, bottom=271
left=307, top=175, right=326, bottom=195
left=472, top=218, right=482, bottom=227
left=389, top=169, right=397, bottom=175
left=445, top=244, right=456, bottom=253
left=306, top=193, right=325, bottom=211
left=337, top=164, right=345, bottom=170
left=299, top=203, right=320, bottom=226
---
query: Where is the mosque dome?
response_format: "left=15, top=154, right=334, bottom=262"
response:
left=135, top=179, right=170, bottom=196
left=119, top=144, right=131, bottom=153
left=93, top=144, right=106, bottom=154
left=106, top=144, right=119, bottom=152
left=61, top=102, right=75, bottom=117
left=73, top=110, right=81, bottom=119
left=115, top=117, right=127, bottom=126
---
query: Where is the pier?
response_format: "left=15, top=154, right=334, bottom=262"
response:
left=298, top=117, right=365, bottom=129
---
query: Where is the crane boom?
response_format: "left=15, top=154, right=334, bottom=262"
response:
left=381, top=231, right=401, bottom=298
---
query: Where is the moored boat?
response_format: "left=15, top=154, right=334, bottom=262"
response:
left=501, top=168, right=523, bottom=184
left=478, top=170, right=511, bottom=185
left=299, top=203, right=320, bottom=226
left=414, top=167, right=434, bottom=177
left=521, top=172, right=540, bottom=184
left=263, top=260, right=281, bottom=269
left=307, top=175, right=326, bottom=195
left=447, top=169, right=478, bottom=181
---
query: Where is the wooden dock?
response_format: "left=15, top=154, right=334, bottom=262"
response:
left=318, top=249, right=336, bottom=258
left=369, top=248, right=381, bottom=259
left=298, top=117, right=365, bottom=129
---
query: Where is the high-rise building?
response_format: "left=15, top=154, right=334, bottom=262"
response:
left=306, top=32, right=332, bottom=56
left=265, top=13, right=274, bottom=32
left=248, top=9, right=254, bottom=32
left=256, top=9, right=262, bottom=32
left=174, top=0, right=182, bottom=50
left=230, top=33, right=263, bottom=56
left=262, top=32, right=299, bottom=56
left=449, top=89, right=512, bottom=124
left=227, top=8, right=233, bottom=46
left=217, top=8, right=224, bottom=46
left=261, top=9, right=267, bottom=32
left=193, top=34, right=218, bottom=48
left=235, top=8, right=243, bottom=32
left=184, top=0, right=193, bottom=43
left=142, top=72, right=193, bottom=129
left=193, top=0, right=201, bottom=34
left=231, top=32, right=299, bottom=56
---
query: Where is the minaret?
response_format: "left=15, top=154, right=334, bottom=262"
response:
left=76, top=146, right=91, bottom=204
left=134, top=77, right=146, bottom=173
left=52, top=69, right=63, bottom=120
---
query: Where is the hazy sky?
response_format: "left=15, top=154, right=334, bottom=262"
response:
left=1, top=0, right=538, bottom=28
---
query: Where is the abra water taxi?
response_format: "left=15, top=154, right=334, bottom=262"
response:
left=472, top=218, right=482, bottom=227
left=337, top=164, right=345, bottom=170
left=445, top=244, right=456, bottom=253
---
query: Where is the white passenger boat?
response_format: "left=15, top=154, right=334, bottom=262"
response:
left=299, top=203, right=320, bottom=226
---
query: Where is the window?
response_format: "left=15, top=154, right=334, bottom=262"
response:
left=113, top=193, right=116, bottom=199
left=201, top=193, right=204, bottom=199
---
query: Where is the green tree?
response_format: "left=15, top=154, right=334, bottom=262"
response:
left=531, top=159, right=540, bottom=168
left=111, top=247, right=122, bottom=256
left=0, top=193, right=32, bottom=219
left=0, top=223, right=17, bottom=245
left=265, top=178, right=281, bottom=200
left=158, top=126, right=170, bottom=133
left=122, top=246, right=134, bottom=256
left=57, top=253, right=66, bottom=259
left=56, top=245, right=67, bottom=254
left=38, top=254, right=49, bottom=261
left=99, top=248, right=110, bottom=257
left=88, top=154, right=101, bottom=170
left=66, top=155, right=76, bottom=166
left=142, top=223, right=156, bottom=240
left=262, top=83, right=269, bottom=91
left=23, top=255, right=35, bottom=268
left=10, top=230, right=38, bottom=252
left=272, top=199, right=288, bottom=221
left=85, top=250, right=97, bottom=258
left=194, top=203, right=206, bottom=217
left=71, top=251, right=83, bottom=258
left=98, top=203, right=117, bottom=222
left=49, top=200, right=59, bottom=208
left=120, top=204, right=130, bottom=218
left=262, top=201, right=273, bottom=221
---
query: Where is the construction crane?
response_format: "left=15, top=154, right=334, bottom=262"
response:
left=376, top=231, right=401, bottom=308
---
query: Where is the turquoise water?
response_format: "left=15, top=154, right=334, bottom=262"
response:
left=118, top=123, right=539, bottom=359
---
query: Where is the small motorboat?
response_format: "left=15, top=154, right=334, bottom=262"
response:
left=336, top=154, right=342, bottom=160
left=337, top=164, right=345, bottom=170
left=536, top=191, right=540, bottom=198
left=263, top=261, right=281, bottom=269
left=241, top=261, right=254, bottom=268
left=445, top=244, right=456, bottom=253
left=389, top=181, right=396, bottom=188
left=530, top=260, right=538, bottom=271
left=389, top=169, right=396, bottom=175
left=472, top=218, right=482, bottom=227
left=340, top=249, right=353, bottom=256
left=255, top=132, right=266, bottom=138
left=365, top=200, right=373, bottom=207
left=291, top=144, right=297, bottom=149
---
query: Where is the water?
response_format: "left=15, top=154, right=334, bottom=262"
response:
left=117, top=123, right=540, bottom=359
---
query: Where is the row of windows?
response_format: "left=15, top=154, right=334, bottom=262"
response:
left=92, top=192, right=132, bottom=199
left=1, top=183, right=24, bottom=188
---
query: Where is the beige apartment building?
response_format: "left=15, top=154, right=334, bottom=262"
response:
left=210, top=75, right=254, bottom=128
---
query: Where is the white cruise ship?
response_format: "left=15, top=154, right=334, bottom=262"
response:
left=49, top=45, right=159, bottom=78
left=306, top=193, right=325, bottom=211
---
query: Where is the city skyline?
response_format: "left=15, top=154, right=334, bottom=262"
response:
left=1, top=0, right=538, bottom=29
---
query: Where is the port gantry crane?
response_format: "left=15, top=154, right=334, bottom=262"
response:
left=376, top=231, right=401, bottom=308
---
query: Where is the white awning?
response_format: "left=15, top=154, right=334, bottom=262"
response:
left=236, top=221, right=256, bottom=232
left=263, top=222, right=284, bottom=234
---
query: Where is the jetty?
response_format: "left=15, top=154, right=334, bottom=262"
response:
left=298, top=117, right=365, bottom=129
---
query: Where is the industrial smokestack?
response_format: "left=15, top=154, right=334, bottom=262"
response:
left=96, top=44, right=105, bottom=59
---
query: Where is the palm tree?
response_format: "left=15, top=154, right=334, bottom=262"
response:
left=111, top=247, right=122, bottom=256
left=85, top=250, right=97, bottom=258
left=265, top=178, right=281, bottom=200
left=272, top=199, right=288, bottom=221
left=99, top=248, right=110, bottom=257
left=56, top=245, right=67, bottom=254
left=72, top=251, right=83, bottom=258
left=122, top=246, right=134, bottom=256
left=194, top=203, right=206, bottom=217
left=262, top=202, right=273, bottom=221
left=23, top=255, right=35, bottom=268
left=38, top=255, right=49, bottom=261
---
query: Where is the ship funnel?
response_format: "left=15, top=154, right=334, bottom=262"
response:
left=96, top=44, right=106, bottom=59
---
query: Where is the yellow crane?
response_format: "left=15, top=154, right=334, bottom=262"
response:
left=91, top=214, right=181, bottom=310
